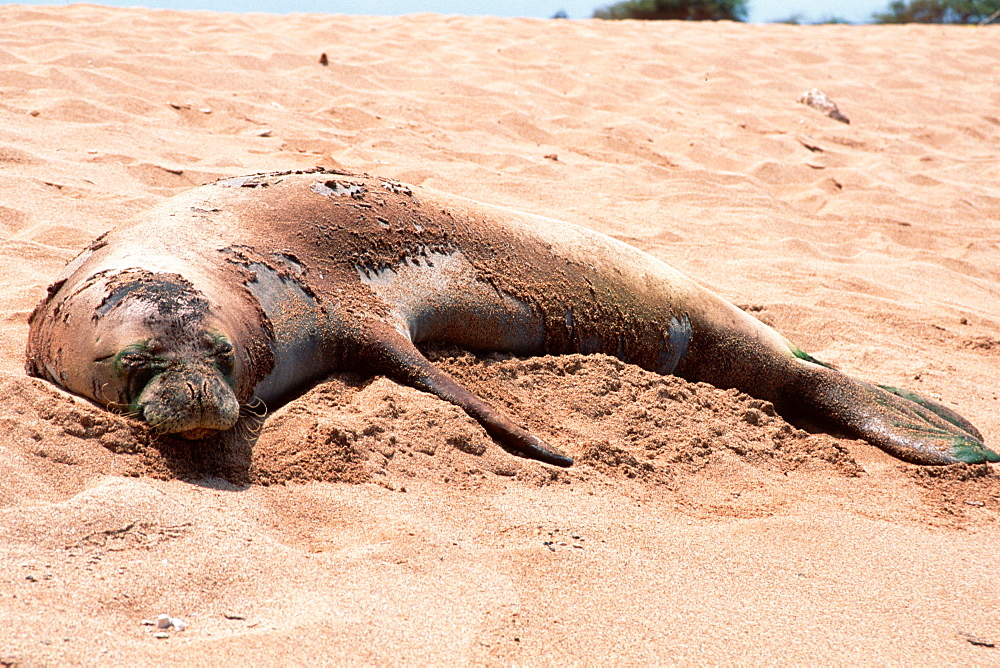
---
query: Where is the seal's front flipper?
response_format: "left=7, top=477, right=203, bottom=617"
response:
left=354, top=321, right=573, bottom=467
left=793, top=361, right=998, bottom=465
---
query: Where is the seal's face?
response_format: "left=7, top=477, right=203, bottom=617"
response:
left=31, top=269, right=246, bottom=439
left=96, top=329, right=241, bottom=439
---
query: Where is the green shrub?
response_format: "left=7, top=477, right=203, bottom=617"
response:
left=872, top=0, right=1000, bottom=23
left=593, top=0, right=749, bottom=21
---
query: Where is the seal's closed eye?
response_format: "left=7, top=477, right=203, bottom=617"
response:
left=120, top=351, right=153, bottom=369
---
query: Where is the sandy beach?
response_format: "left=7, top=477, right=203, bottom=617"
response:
left=1, top=4, right=999, bottom=663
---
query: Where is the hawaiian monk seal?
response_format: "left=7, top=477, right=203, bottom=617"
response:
left=26, top=169, right=997, bottom=467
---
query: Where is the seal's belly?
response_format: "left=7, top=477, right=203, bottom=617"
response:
left=357, top=246, right=694, bottom=375
left=359, top=248, right=546, bottom=353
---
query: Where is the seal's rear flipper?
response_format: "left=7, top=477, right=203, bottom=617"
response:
left=876, top=384, right=984, bottom=441
left=354, top=321, right=573, bottom=467
left=792, top=361, right=999, bottom=465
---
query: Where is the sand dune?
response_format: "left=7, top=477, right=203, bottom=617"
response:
left=2, top=5, right=999, bottom=663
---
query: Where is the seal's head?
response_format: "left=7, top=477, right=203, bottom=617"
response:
left=27, top=268, right=249, bottom=439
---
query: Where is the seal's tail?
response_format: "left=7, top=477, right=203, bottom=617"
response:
left=789, top=358, right=998, bottom=465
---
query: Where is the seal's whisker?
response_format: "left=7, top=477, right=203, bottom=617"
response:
left=106, top=401, right=142, bottom=420
left=234, top=414, right=265, bottom=439
left=238, top=397, right=269, bottom=439
left=96, top=381, right=114, bottom=406
left=142, top=425, right=161, bottom=445
left=98, top=383, right=144, bottom=421
left=243, top=395, right=268, bottom=417
left=244, top=419, right=264, bottom=439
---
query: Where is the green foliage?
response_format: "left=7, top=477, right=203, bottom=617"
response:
left=777, top=13, right=853, bottom=23
left=872, top=0, right=1000, bottom=23
left=592, top=0, right=749, bottom=21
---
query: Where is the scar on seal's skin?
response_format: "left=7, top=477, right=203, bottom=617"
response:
left=25, top=169, right=999, bottom=468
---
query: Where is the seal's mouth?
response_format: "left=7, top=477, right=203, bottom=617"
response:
left=174, top=427, right=222, bottom=440
left=134, top=361, right=241, bottom=439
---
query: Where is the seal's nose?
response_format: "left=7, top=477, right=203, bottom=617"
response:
left=137, top=364, right=240, bottom=437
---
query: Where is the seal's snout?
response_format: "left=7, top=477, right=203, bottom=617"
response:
left=137, top=364, right=240, bottom=438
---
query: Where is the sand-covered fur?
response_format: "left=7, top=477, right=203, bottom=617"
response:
left=26, top=170, right=995, bottom=466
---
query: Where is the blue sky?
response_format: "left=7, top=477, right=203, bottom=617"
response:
left=9, top=0, right=888, bottom=24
